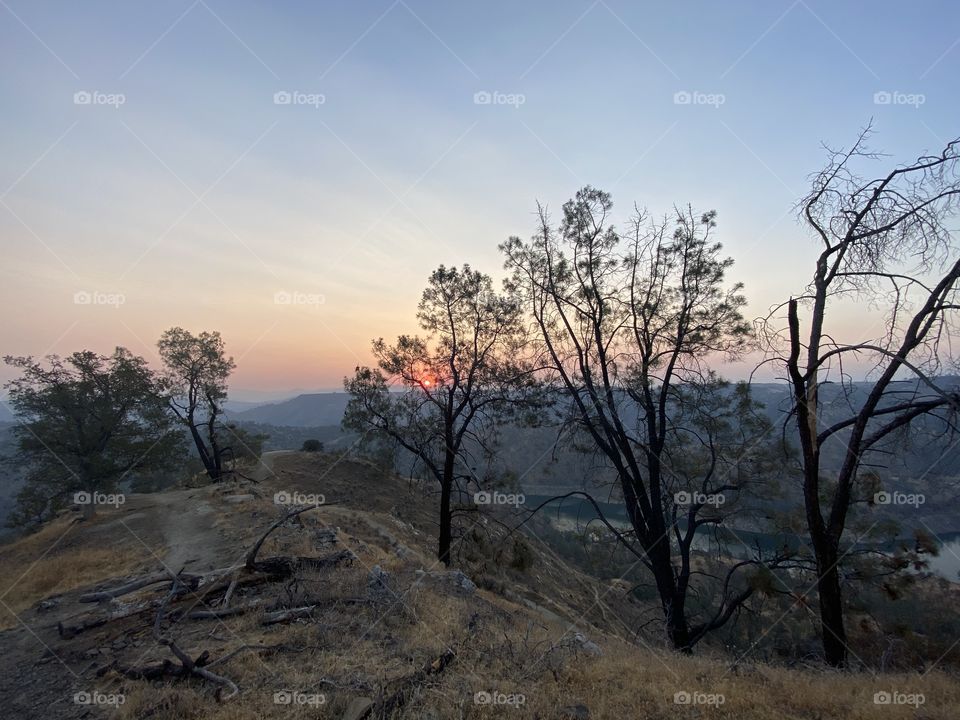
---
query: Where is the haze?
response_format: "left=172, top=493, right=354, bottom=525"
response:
left=2, top=0, right=958, bottom=397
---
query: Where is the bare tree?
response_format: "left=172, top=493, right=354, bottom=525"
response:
left=762, top=129, right=960, bottom=666
left=502, top=187, right=787, bottom=652
left=344, top=265, right=539, bottom=566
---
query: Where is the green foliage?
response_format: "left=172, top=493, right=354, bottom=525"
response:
left=301, top=438, right=323, bottom=452
left=218, top=423, right=268, bottom=463
left=158, top=327, right=236, bottom=481
left=3, top=348, right=185, bottom=526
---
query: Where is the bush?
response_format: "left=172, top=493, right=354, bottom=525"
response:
left=301, top=439, right=323, bottom=452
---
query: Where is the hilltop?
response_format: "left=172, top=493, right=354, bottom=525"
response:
left=0, top=452, right=958, bottom=719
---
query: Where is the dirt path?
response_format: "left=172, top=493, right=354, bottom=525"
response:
left=249, top=450, right=296, bottom=483
left=114, top=451, right=297, bottom=574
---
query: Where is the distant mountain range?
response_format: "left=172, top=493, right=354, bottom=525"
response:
left=225, top=392, right=351, bottom=427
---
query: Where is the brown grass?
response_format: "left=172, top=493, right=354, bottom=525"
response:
left=7, top=455, right=958, bottom=719
left=0, top=515, right=149, bottom=628
left=104, top=580, right=960, bottom=720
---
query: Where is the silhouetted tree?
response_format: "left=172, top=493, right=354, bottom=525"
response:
left=344, top=265, right=539, bottom=566
left=158, top=328, right=236, bottom=482
left=762, top=129, right=960, bottom=666
left=502, top=188, right=788, bottom=652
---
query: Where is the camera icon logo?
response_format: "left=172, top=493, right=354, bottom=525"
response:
left=473, top=491, right=492, bottom=505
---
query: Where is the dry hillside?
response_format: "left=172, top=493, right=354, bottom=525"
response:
left=0, top=451, right=957, bottom=719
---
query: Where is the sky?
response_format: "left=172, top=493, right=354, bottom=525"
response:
left=1, top=0, right=958, bottom=399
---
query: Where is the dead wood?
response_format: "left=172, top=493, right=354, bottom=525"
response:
left=244, top=502, right=339, bottom=571
left=361, top=648, right=457, bottom=718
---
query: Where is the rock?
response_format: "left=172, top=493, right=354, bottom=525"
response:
left=561, top=705, right=590, bottom=719
left=367, top=565, right=392, bottom=602
left=314, top=528, right=338, bottom=545
left=568, top=632, right=603, bottom=657
left=393, top=543, right=414, bottom=559
left=223, top=494, right=254, bottom=504
left=449, top=570, right=476, bottom=594
left=36, top=598, right=59, bottom=613
left=341, top=696, right=374, bottom=720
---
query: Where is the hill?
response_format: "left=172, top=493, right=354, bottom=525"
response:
left=226, top=393, right=351, bottom=427
left=0, top=452, right=958, bottom=719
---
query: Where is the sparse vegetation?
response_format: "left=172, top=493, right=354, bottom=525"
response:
left=3, top=6, right=960, bottom=715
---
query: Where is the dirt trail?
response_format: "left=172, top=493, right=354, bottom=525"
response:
left=116, top=451, right=297, bottom=574
left=249, top=450, right=295, bottom=483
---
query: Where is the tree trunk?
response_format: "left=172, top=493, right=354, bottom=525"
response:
left=187, top=423, right=219, bottom=481
left=438, top=447, right=454, bottom=567
left=647, top=531, right=691, bottom=652
left=814, top=540, right=847, bottom=667
left=207, top=413, right=224, bottom=482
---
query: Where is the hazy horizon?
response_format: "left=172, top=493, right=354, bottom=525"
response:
left=3, top=0, right=958, bottom=391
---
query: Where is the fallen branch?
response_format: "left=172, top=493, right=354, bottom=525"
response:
left=251, top=549, right=355, bottom=578
left=151, top=574, right=240, bottom=700
left=261, top=605, right=317, bottom=625
left=245, top=502, right=339, bottom=571
left=78, top=572, right=191, bottom=603
left=186, top=601, right=261, bottom=620
left=362, top=649, right=457, bottom=718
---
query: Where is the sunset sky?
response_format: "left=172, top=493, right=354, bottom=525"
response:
left=2, top=1, right=958, bottom=399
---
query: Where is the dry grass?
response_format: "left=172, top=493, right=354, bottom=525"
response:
left=0, top=515, right=149, bottom=628
left=102, top=579, right=960, bottom=720
left=6, top=455, right=958, bottom=719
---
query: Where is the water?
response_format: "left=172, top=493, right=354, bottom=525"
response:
left=927, top=538, right=960, bottom=581
left=526, top=494, right=960, bottom=583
